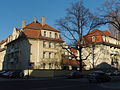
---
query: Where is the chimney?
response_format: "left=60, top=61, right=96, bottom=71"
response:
left=22, top=20, right=25, bottom=28
left=34, top=16, right=37, bottom=23
left=42, top=16, right=45, bottom=26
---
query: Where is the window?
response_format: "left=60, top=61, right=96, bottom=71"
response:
left=92, top=36, right=95, bottom=42
left=43, top=52, right=46, bottom=58
left=51, top=53, right=54, bottom=58
left=55, top=33, right=58, bottom=38
left=44, top=31, right=46, bottom=37
left=49, top=42, right=51, bottom=48
left=49, top=43, right=54, bottom=48
left=49, top=52, right=52, bottom=58
left=43, top=63, right=46, bottom=69
left=43, top=42, right=49, bottom=48
left=43, top=41, right=47, bottom=47
left=50, top=32, right=52, bottom=37
left=49, top=63, right=52, bottom=69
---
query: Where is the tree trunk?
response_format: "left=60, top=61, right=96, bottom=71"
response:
left=79, top=47, right=83, bottom=72
left=92, top=44, right=95, bottom=69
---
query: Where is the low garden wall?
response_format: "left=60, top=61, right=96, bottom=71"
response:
left=24, top=69, right=94, bottom=77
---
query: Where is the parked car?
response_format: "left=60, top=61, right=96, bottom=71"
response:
left=0, top=71, right=7, bottom=77
left=87, top=71, right=111, bottom=83
left=105, top=70, right=116, bottom=76
left=9, top=71, right=24, bottom=78
left=113, top=71, right=120, bottom=76
left=2, top=71, right=14, bottom=78
left=66, top=71, right=83, bottom=79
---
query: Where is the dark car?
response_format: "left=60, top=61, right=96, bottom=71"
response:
left=9, top=71, right=24, bottom=78
left=0, top=71, right=7, bottom=77
left=2, top=71, right=14, bottom=78
left=87, top=71, right=111, bottom=83
left=67, top=71, right=83, bottom=79
left=114, top=71, right=120, bottom=76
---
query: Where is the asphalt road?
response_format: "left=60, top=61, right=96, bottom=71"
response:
left=0, top=78, right=113, bottom=90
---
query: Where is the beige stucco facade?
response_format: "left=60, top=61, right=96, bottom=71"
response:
left=82, top=30, right=120, bottom=70
left=1, top=19, right=120, bottom=72
left=2, top=17, right=64, bottom=70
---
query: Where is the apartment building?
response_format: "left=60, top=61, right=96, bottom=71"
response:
left=1, top=17, right=120, bottom=71
left=82, top=29, right=120, bottom=70
left=0, top=17, right=80, bottom=71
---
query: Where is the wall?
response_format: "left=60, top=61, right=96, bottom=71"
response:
left=24, top=69, right=75, bottom=77
left=0, top=50, right=6, bottom=70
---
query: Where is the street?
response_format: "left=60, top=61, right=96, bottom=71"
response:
left=0, top=78, right=113, bottom=90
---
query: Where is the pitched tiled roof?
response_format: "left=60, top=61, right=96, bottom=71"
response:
left=22, top=28, right=64, bottom=42
left=4, top=19, right=64, bottom=44
left=70, top=48, right=77, bottom=54
left=24, top=21, right=42, bottom=30
left=87, top=29, right=113, bottom=37
left=62, top=59, right=85, bottom=66
left=23, top=28, right=41, bottom=38
left=83, top=29, right=117, bottom=45
left=42, top=24, right=60, bottom=32
left=24, top=21, right=60, bottom=32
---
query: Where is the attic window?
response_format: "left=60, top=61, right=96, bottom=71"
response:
left=50, top=32, right=52, bottom=37
left=92, top=36, right=95, bottom=42
left=55, top=33, right=58, bottom=38
left=44, top=31, right=46, bottom=37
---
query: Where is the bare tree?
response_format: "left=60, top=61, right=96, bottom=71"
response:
left=99, top=0, right=120, bottom=38
left=56, top=1, right=102, bottom=72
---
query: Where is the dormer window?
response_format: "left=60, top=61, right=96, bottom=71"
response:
left=44, top=31, right=46, bottom=37
left=92, top=36, right=95, bottom=42
left=50, top=32, right=52, bottom=38
left=55, top=33, right=58, bottom=39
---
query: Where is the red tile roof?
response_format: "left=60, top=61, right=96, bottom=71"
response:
left=42, top=24, right=60, bottom=32
left=62, top=54, right=75, bottom=57
left=24, top=21, right=60, bottom=32
left=24, top=21, right=42, bottom=30
left=23, top=28, right=41, bottom=38
left=83, top=29, right=117, bottom=45
left=62, top=59, right=85, bottom=66
left=87, top=29, right=113, bottom=37
left=70, top=48, right=77, bottom=54
left=22, top=28, right=64, bottom=42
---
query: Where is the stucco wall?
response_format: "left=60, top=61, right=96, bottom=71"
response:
left=0, top=50, right=5, bottom=70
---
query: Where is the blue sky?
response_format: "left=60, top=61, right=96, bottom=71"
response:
left=0, top=0, right=107, bottom=41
